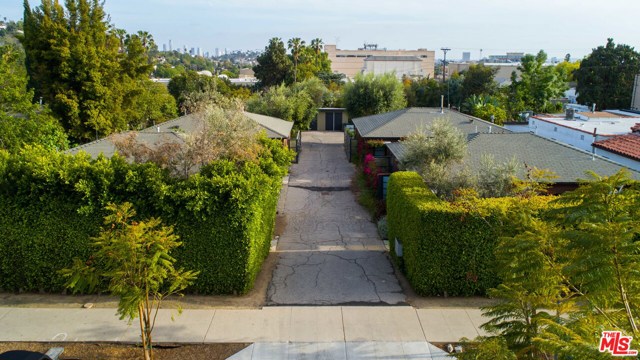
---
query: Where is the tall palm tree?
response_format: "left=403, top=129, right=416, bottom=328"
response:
left=288, top=37, right=305, bottom=83
left=137, top=30, right=154, bottom=51
left=310, top=38, right=324, bottom=67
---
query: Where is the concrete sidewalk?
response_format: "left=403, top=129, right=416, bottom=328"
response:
left=0, top=306, right=488, bottom=359
left=0, top=306, right=487, bottom=343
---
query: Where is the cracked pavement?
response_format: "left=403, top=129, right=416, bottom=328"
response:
left=267, top=131, right=405, bottom=305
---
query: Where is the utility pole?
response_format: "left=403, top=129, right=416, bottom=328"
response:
left=441, top=47, right=451, bottom=108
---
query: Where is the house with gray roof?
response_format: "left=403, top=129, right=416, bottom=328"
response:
left=386, top=133, right=640, bottom=194
left=352, top=107, right=509, bottom=140
left=67, top=111, right=294, bottom=159
left=350, top=107, right=509, bottom=162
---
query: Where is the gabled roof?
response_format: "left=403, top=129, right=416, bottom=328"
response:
left=352, top=108, right=510, bottom=139
left=66, top=132, right=186, bottom=158
left=593, top=133, right=640, bottom=161
left=141, top=112, right=293, bottom=139
left=387, top=133, right=640, bottom=183
left=244, top=112, right=293, bottom=139
left=67, top=111, right=292, bottom=158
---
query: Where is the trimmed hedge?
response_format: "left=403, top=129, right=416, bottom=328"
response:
left=387, top=171, right=550, bottom=296
left=0, top=138, right=293, bottom=294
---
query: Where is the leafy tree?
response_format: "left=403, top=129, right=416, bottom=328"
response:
left=555, top=60, right=580, bottom=84
left=287, top=37, right=305, bottom=83
left=0, top=43, right=68, bottom=152
left=400, top=118, right=470, bottom=199
left=404, top=77, right=442, bottom=107
left=462, top=64, right=498, bottom=99
left=469, top=170, right=640, bottom=359
left=167, top=70, right=217, bottom=114
left=22, top=0, right=175, bottom=141
left=511, top=50, right=567, bottom=113
left=253, top=37, right=293, bottom=87
left=246, top=83, right=316, bottom=130
left=62, top=202, right=198, bottom=360
left=575, top=38, right=640, bottom=110
left=343, top=72, right=407, bottom=118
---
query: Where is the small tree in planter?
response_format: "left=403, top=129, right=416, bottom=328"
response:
left=62, top=202, right=199, bottom=360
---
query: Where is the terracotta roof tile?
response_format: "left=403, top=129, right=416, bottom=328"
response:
left=593, top=134, right=640, bottom=161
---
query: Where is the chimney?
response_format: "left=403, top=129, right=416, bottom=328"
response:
left=440, top=95, right=444, bottom=113
left=592, top=103, right=596, bottom=113
left=157, top=126, right=160, bottom=133
left=565, top=108, right=575, bottom=120
left=489, top=126, right=492, bottom=133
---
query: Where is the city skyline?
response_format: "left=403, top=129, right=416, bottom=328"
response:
left=2, top=0, right=639, bottom=60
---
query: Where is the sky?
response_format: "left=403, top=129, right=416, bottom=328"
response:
left=2, top=0, right=640, bottom=60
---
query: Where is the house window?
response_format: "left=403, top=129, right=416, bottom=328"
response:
left=554, top=127, right=558, bottom=132
left=373, top=147, right=385, bottom=157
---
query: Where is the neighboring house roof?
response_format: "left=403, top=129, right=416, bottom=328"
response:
left=365, top=56, right=422, bottom=62
left=244, top=112, right=293, bottom=139
left=352, top=108, right=510, bottom=139
left=387, top=133, right=640, bottom=183
left=66, top=132, right=185, bottom=158
left=141, top=112, right=292, bottom=139
left=67, top=112, right=292, bottom=158
left=592, top=133, right=640, bottom=161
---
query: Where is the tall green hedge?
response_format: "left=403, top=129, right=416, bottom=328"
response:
left=0, top=138, right=292, bottom=294
left=387, top=171, right=540, bottom=296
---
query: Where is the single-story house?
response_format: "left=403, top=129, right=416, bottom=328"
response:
left=67, top=111, right=294, bottom=157
left=386, top=132, right=640, bottom=196
left=349, top=107, right=509, bottom=164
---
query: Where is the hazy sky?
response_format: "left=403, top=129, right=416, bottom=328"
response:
left=2, top=0, right=639, bottom=60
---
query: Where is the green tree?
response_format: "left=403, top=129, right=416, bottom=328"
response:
left=470, top=170, right=640, bottom=359
left=246, top=83, right=316, bottom=131
left=287, top=37, right=305, bottom=83
left=253, top=37, right=293, bottom=87
left=62, top=202, right=198, bottom=360
left=22, top=0, right=175, bottom=141
left=167, top=70, right=217, bottom=114
left=0, top=43, right=68, bottom=152
left=575, top=38, right=640, bottom=110
left=403, top=77, right=443, bottom=107
left=343, top=72, right=407, bottom=118
left=310, top=38, right=323, bottom=66
left=462, top=63, right=498, bottom=99
left=400, top=118, right=470, bottom=199
left=555, top=60, right=580, bottom=84
left=512, top=50, right=567, bottom=113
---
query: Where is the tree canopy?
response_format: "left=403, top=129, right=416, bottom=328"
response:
left=253, top=37, right=293, bottom=88
left=575, top=38, right=640, bottom=110
left=343, top=72, right=407, bottom=119
left=22, top=0, right=176, bottom=142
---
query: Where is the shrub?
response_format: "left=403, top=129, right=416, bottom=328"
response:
left=386, top=171, right=551, bottom=296
left=0, top=139, right=293, bottom=294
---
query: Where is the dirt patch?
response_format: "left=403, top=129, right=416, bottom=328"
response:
left=274, top=214, right=287, bottom=237
left=0, top=342, right=248, bottom=360
left=0, top=252, right=279, bottom=310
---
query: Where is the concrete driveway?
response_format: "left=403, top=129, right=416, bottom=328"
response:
left=267, top=132, right=405, bottom=305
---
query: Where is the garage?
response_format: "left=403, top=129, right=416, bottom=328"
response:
left=310, top=108, right=349, bottom=131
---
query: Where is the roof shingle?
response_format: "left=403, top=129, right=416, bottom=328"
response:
left=352, top=108, right=510, bottom=139
left=593, top=134, right=640, bottom=161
